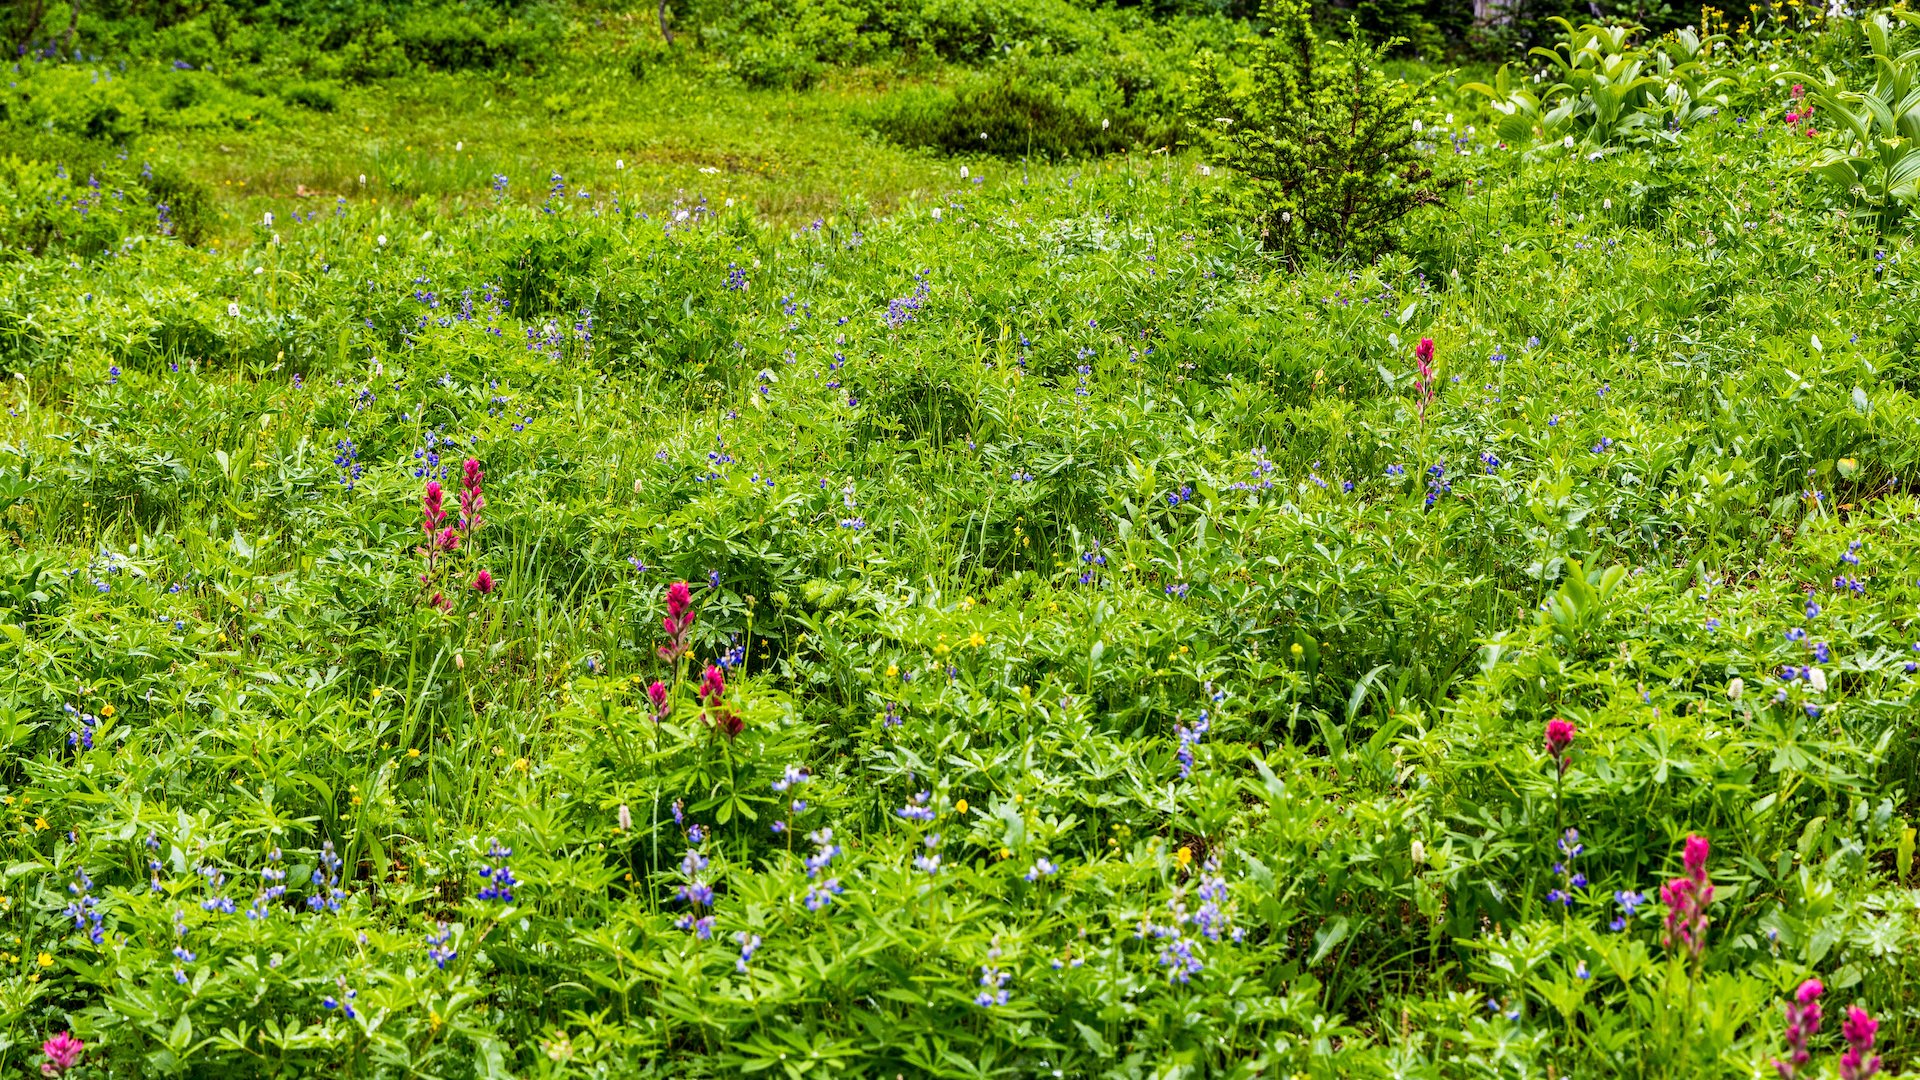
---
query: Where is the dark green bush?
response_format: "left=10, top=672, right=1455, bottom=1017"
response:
left=1189, top=0, right=1457, bottom=262
left=143, top=162, right=214, bottom=245
left=864, top=28, right=1200, bottom=158
left=731, top=37, right=827, bottom=90
left=393, top=10, right=553, bottom=71
left=279, top=80, right=340, bottom=111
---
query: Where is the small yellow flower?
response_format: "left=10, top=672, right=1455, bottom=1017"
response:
left=1176, top=846, right=1193, bottom=867
left=406, top=748, right=421, bottom=759
left=512, top=757, right=530, bottom=773
left=32, top=817, right=46, bottom=831
left=934, top=643, right=950, bottom=656
left=99, top=704, right=115, bottom=718
left=886, top=664, right=899, bottom=677
left=1290, top=642, right=1304, bottom=658
left=999, top=847, right=1012, bottom=860
left=36, top=952, right=51, bottom=967
left=967, top=632, right=985, bottom=648
left=217, top=632, right=228, bottom=644
left=955, top=799, right=969, bottom=815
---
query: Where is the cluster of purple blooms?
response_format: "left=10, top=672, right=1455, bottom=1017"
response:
left=321, top=980, right=359, bottom=1020
left=476, top=840, right=517, bottom=903
left=65, top=869, right=104, bottom=945
left=1425, top=464, right=1451, bottom=508
left=1174, top=711, right=1212, bottom=780
left=884, top=274, right=930, bottom=328
left=1546, top=829, right=1588, bottom=907
left=308, top=841, right=346, bottom=913
left=674, top=847, right=716, bottom=939
left=975, top=943, right=1012, bottom=1007
left=63, top=704, right=98, bottom=751
left=734, top=931, right=762, bottom=973
left=769, top=765, right=811, bottom=835
left=1138, top=857, right=1240, bottom=984
left=1078, top=541, right=1106, bottom=585
left=913, top=834, right=943, bottom=875
left=1228, top=447, right=1277, bottom=493
left=199, top=864, right=235, bottom=915
left=247, top=848, right=287, bottom=921
left=427, top=922, right=457, bottom=969
left=172, top=910, right=194, bottom=983
left=896, top=790, right=936, bottom=824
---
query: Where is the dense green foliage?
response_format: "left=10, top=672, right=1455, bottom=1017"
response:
left=1189, top=0, right=1459, bottom=261
left=3, top=3, right=1920, bottom=1078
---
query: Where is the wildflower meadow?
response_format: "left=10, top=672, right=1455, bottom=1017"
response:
left=1, top=0, right=1919, bottom=1076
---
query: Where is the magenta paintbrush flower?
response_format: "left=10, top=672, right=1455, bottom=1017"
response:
left=472, top=569, right=494, bottom=595
left=459, top=458, right=485, bottom=534
left=1661, top=833, right=1714, bottom=957
left=1840, top=1006, right=1881, bottom=1080
left=1413, top=338, right=1436, bottom=422
left=39, top=1032, right=83, bottom=1077
left=658, top=582, right=696, bottom=660
left=1543, top=717, right=1576, bottom=774
left=1774, top=979, right=1823, bottom=1079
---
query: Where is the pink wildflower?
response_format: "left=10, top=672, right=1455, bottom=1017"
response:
left=459, top=458, right=485, bottom=534
left=1413, top=338, right=1437, bottom=422
left=1661, top=833, right=1714, bottom=956
left=1544, top=717, right=1576, bottom=774
left=1774, top=979, right=1823, bottom=1079
left=1840, top=1006, right=1881, bottom=1080
left=39, top=1032, right=83, bottom=1078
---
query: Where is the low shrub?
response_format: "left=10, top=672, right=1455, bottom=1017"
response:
left=1189, top=0, right=1457, bottom=261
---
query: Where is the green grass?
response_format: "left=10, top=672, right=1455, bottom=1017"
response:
left=1, top=11, right=1919, bottom=1080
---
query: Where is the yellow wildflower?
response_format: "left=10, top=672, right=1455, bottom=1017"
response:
left=1176, top=846, right=1193, bottom=867
left=955, top=799, right=969, bottom=815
